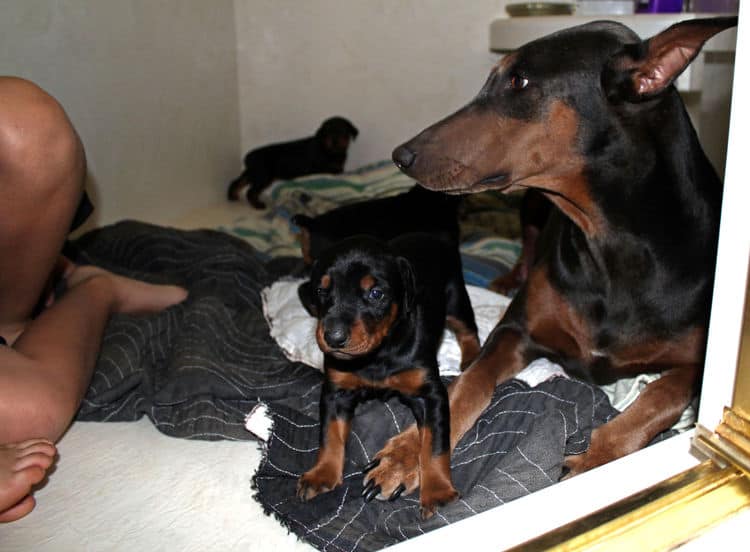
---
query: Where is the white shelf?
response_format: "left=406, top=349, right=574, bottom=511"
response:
left=489, top=13, right=737, bottom=92
left=489, top=13, right=737, bottom=52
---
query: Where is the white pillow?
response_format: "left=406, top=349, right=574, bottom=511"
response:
left=261, top=278, right=510, bottom=376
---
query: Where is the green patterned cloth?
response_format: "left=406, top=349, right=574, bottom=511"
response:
left=216, top=161, right=522, bottom=286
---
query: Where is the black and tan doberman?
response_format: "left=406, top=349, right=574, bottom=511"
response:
left=296, top=234, right=480, bottom=518
left=360, top=17, right=737, bottom=502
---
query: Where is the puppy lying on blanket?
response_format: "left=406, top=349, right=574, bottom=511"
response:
left=227, top=116, right=359, bottom=209
left=293, top=185, right=462, bottom=265
left=296, top=233, right=480, bottom=518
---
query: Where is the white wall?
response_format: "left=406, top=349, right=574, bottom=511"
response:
left=0, top=0, right=240, bottom=227
left=234, top=0, right=505, bottom=170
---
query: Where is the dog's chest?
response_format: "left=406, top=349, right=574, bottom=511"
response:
left=327, top=358, right=429, bottom=396
left=525, top=265, right=705, bottom=371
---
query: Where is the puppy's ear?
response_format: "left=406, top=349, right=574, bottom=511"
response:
left=346, top=120, right=359, bottom=140
left=603, top=16, right=736, bottom=102
left=298, top=280, right=319, bottom=317
left=396, top=256, right=416, bottom=315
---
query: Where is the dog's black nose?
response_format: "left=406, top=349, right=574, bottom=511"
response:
left=324, top=323, right=349, bottom=348
left=392, top=145, right=416, bottom=170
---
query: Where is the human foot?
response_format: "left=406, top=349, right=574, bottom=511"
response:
left=64, top=263, right=188, bottom=314
left=0, top=439, right=56, bottom=523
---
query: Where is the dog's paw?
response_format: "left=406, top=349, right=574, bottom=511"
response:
left=362, top=425, right=421, bottom=502
left=297, top=464, right=342, bottom=501
left=419, top=481, right=459, bottom=519
left=562, top=426, right=621, bottom=478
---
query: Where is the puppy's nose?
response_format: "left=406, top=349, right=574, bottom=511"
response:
left=324, top=323, right=349, bottom=348
left=392, top=145, right=416, bottom=170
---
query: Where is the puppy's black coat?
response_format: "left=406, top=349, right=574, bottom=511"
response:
left=296, top=234, right=480, bottom=519
left=227, top=117, right=358, bottom=208
left=293, top=185, right=461, bottom=264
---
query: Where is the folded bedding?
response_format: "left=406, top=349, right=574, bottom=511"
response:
left=63, top=157, right=696, bottom=549
left=66, top=219, right=622, bottom=551
left=213, top=160, right=523, bottom=288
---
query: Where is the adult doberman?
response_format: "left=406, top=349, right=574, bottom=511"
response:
left=362, top=17, right=737, bottom=500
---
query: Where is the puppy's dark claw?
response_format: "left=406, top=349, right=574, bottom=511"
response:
left=388, top=484, right=406, bottom=501
left=363, top=484, right=381, bottom=502
left=361, top=479, right=375, bottom=497
left=362, top=459, right=380, bottom=474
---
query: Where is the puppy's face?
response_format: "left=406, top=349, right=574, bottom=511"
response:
left=317, top=117, right=358, bottom=155
left=299, top=238, right=414, bottom=360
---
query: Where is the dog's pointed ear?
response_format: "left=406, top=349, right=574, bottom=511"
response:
left=396, top=256, right=416, bottom=315
left=604, top=17, right=736, bottom=101
left=347, top=121, right=359, bottom=140
left=298, top=279, right=319, bottom=317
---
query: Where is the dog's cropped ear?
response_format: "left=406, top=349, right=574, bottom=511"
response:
left=604, top=16, right=736, bottom=102
left=298, top=279, right=319, bottom=317
left=396, top=257, right=416, bottom=315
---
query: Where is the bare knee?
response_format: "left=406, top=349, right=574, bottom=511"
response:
left=0, top=77, right=85, bottom=198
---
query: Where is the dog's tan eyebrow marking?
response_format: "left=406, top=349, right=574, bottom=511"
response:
left=320, top=274, right=331, bottom=289
left=360, top=274, right=376, bottom=290
left=493, top=52, right=518, bottom=74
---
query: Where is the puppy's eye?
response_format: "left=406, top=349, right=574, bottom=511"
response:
left=316, top=287, right=326, bottom=296
left=368, top=287, right=384, bottom=301
left=509, top=74, right=529, bottom=90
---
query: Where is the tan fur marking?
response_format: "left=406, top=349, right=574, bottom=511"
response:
left=510, top=101, right=602, bottom=235
left=447, top=330, right=525, bottom=446
left=360, top=274, right=376, bottom=290
left=417, top=428, right=458, bottom=519
left=327, top=366, right=427, bottom=395
left=525, top=265, right=593, bottom=359
left=446, top=316, right=481, bottom=370
left=324, top=303, right=398, bottom=356
left=299, top=228, right=313, bottom=265
left=525, top=265, right=707, bottom=370
left=297, top=418, right=351, bottom=500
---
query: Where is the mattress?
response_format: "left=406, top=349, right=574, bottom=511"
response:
left=1, top=162, right=691, bottom=551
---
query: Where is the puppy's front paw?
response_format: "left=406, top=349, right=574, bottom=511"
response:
left=297, top=464, right=342, bottom=501
left=362, top=426, right=421, bottom=501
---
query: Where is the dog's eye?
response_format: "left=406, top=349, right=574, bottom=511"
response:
left=316, top=287, right=327, bottom=296
left=509, top=74, right=529, bottom=90
left=367, top=287, right=384, bottom=301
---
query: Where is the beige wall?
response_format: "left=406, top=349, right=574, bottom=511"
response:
left=2, top=1, right=507, bottom=226
left=1, top=0, right=240, bottom=227
left=234, top=0, right=505, bottom=170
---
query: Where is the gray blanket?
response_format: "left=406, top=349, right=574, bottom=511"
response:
left=71, top=220, right=618, bottom=551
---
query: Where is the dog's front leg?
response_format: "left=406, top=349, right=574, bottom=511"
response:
left=564, top=363, right=700, bottom=477
left=363, top=328, right=527, bottom=500
left=297, top=383, right=354, bottom=501
left=415, top=380, right=459, bottom=519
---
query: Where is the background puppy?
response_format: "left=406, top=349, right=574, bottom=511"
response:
left=227, top=116, right=358, bottom=208
left=293, top=185, right=461, bottom=265
left=296, top=234, right=480, bottom=519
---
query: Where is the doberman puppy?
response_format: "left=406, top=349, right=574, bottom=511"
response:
left=296, top=233, right=480, bottom=518
left=360, top=17, right=737, bottom=500
left=293, top=185, right=462, bottom=265
left=227, top=116, right=358, bottom=208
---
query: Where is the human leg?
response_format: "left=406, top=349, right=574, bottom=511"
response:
left=0, top=77, right=187, bottom=521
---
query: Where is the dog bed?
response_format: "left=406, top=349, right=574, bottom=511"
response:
left=61, top=220, right=619, bottom=551
left=31, top=214, right=674, bottom=551
left=3, top=163, right=692, bottom=551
